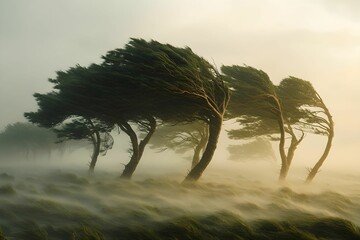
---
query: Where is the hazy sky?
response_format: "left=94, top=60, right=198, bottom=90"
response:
left=1, top=0, right=359, bottom=167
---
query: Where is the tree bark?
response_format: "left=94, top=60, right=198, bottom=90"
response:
left=191, top=129, right=208, bottom=169
left=278, top=117, right=288, bottom=182
left=305, top=108, right=334, bottom=183
left=284, top=130, right=304, bottom=178
left=89, top=130, right=101, bottom=174
left=120, top=121, right=140, bottom=179
left=138, top=117, right=156, bottom=159
left=183, top=115, right=222, bottom=182
left=191, top=145, right=202, bottom=169
left=120, top=118, right=157, bottom=179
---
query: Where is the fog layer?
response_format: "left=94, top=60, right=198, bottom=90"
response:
left=0, top=158, right=360, bottom=239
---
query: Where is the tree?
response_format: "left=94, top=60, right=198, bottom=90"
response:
left=25, top=38, right=229, bottom=181
left=56, top=64, right=157, bottom=178
left=277, top=77, right=334, bottom=183
left=25, top=66, right=115, bottom=173
left=0, top=122, right=71, bottom=161
left=222, top=65, right=288, bottom=181
left=228, top=138, right=276, bottom=161
left=146, top=121, right=208, bottom=169
left=54, top=118, right=114, bottom=173
left=102, top=38, right=230, bottom=182
left=117, top=118, right=156, bottom=178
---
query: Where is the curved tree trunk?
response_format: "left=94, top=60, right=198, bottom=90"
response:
left=278, top=117, right=288, bottom=182
left=120, top=117, right=156, bottom=179
left=120, top=122, right=139, bottom=179
left=284, top=130, right=304, bottom=178
left=191, top=145, right=202, bottom=169
left=306, top=109, right=334, bottom=183
left=89, top=130, right=101, bottom=174
left=191, top=128, right=208, bottom=169
left=138, top=117, right=156, bottom=159
left=183, top=115, right=222, bottom=182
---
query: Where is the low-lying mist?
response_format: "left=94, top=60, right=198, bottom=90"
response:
left=1, top=155, right=360, bottom=240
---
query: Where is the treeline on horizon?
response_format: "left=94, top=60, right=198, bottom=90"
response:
left=3, top=38, right=333, bottom=183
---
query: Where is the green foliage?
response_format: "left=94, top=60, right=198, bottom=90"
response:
left=0, top=122, right=70, bottom=160
left=227, top=116, right=279, bottom=140
left=54, top=118, right=114, bottom=156
left=102, top=38, right=229, bottom=179
left=25, top=38, right=229, bottom=179
left=277, top=77, right=329, bottom=135
left=222, top=65, right=280, bottom=119
left=148, top=121, right=207, bottom=154
left=228, top=138, right=276, bottom=161
left=102, top=38, right=229, bottom=122
left=222, top=65, right=283, bottom=141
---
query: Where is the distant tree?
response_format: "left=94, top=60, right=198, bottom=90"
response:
left=277, top=77, right=334, bottom=183
left=0, top=122, right=68, bottom=161
left=222, top=65, right=288, bottom=181
left=102, top=39, right=230, bottom=182
left=147, top=121, right=208, bottom=169
left=228, top=138, right=276, bottom=161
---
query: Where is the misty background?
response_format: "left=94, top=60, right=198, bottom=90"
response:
left=0, top=0, right=359, bottom=176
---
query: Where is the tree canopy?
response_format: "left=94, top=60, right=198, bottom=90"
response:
left=222, top=65, right=288, bottom=181
left=277, top=77, right=334, bottom=182
left=25, top=38, right=230, bottom=182
left=228, top=138, right=276, bottom=161
left=147, top=121, right=208, bottom=169
left=223, top=66, right=333, bottom=182
left=22, top=38, right=333, bottom=183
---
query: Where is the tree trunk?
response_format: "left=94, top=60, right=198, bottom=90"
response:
left=278, top=117, right=288, bottom=182
left=191, top=145, right=202, bottom=169
left=120, top=122, right=139, bottom=179
left=120, top=118, right=156, bottom=179
left=89, top=130, right=101, bottom=174
left=138, top=117, right=156, bottom=159
left=306, top=109, right=334, bottom=183
left=183, top=115, right=222, bottom=182
left=284, top=130, right=304, bottom=178
left=191, top=130, right=208, bottom=169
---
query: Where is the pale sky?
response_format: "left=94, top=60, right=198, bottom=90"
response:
left=0, top=0, right=359, bottom=168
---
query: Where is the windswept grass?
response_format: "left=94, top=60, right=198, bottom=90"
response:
left=1, top=168, right=360, bottom=239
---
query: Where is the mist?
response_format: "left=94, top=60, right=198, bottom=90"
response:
left=1, top=0, right=360, bottom=239
left=1, top=152, right=360, bottom=239
left=1, top=122, right=359, bottom=239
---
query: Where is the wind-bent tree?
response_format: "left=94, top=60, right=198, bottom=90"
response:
left=102, top=39, right=230, bottom=182
left=26, top=38, right=229, bottom=181
left=146, top=121, right=208, bottom=169
left=55, top=64, right=157, bottom=178
left=277, top=77, right=334, bottom=183
left=25, top=66, right=114, bottom=173
left=54, top=118, right=114, bottom=173
left=228, top=138, right=276, bottom=161
left=117, top=118, right=156, bottom=178
left=222, top=65, right=288, bottom=181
